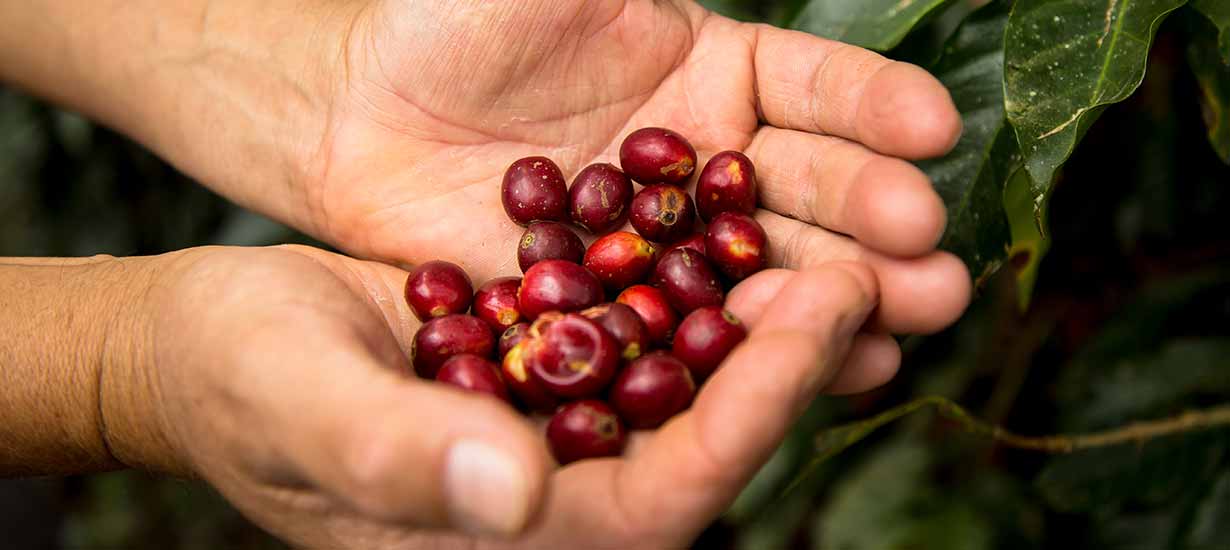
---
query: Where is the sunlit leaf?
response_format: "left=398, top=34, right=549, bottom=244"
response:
left=1005, top=0, right=1188, bottom=219
left=1188, top=25, right=1230, bottom=164
left=1192, top=0, right=1230, bottom=62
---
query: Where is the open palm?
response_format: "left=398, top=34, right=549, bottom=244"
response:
left=310, top=0, right=970, bottom=337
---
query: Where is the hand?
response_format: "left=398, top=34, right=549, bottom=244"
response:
left=130, top=245, right=880, bottom=549
left=299, top=0, right=969, bottom=338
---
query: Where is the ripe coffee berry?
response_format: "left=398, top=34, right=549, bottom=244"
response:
left=435, top=354, right=510, bottom=402
left=609, top=352, right=695, bottom=429
left=619, top=128, right=698, bottom=186
left=658, top=233, right=706, bottom=260
left=652, top=248, right=725, bottom=314
left=616, top=284, right=679, bottom=346
left=630, top=184, right=696, bottom=243
left=547, top=400, right=627, bottom=465
left=501, top=341, right=558, bottom=413
left=581, top=303, right=650, bottom=361
left=404, top=261, right=473, bottom=321
left=524, top=313, right=620, bottom=398
left=705, top=212, right=768, bottom=281
left=412, top=314, right=494, bottom=378
left=517, top=221, right=585, bottom=273
left=498, top=322, right=531, bottom=359
left=502, top=157, right=568, bottom=225
left=696, top=151, right=758, bottom=222
left=672, top=306, right=747, bottom=381
left=569, top=163, right=633, bottom=233
left=472, top=277, right=523, bottom=334
left=584, top=231, right=656, bottom=290
left=518, top=260, right=604, bottom=319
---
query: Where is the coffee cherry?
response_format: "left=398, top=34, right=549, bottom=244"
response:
left=704, top=212, right=768, bottom=281
left=615, top=284, right=679, bottom=346
left=671, top=307, right=747, bottom=381
left=583, top=232, right=656, bottom=290
left=546, top=400, right=627, bottom=465
left=658, top=233, right=706, bottom=260
left=696, top=151, right=757, bottom=222
left=569, top=163, right=633, bottom=234
left=436, top=354, right=510, bottom=402
left=518, top=260, right=604, bottom=320
left=472, top=277, right=523, bottom=334
left=501, top=340, right=558, bottom=413
left=651, top=248, right=725, bottom=314
left=517, top=221, right=585, bottom=273
left=619, top=128, right=697, bottom=186
left=630, top=184, right=696, bottom=243
left=581, top=303, right=650, bottom=361
left=525, top=313, right=620, bottom=398
left=502, top=156, right=568, bottom=225
left=412, top=314, right=494, bottom=378
left=498, top=322, right=531, bottom=359
left=404, top=261, right=473, bottom=321
left=609, top=352, right=695, bottom=429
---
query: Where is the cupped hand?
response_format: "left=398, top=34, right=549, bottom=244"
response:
left=301, top=0, right=969, bottom=339
left=141, top=245, right=883, bottom=549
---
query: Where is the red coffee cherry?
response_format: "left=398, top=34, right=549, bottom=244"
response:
left=524, top=313, right=621, bottom=398
left=630, top=184, right=696, bottom=244
left=583, top=231, right=656, bottom=290
left=498, top=322, right=531, bottom=359
left=502, top=156, right=569, bottom=225
left=609, top=352, right=695, bottom=429
left=436, top=354, right=510, bottom=402
left=500, top=340, right=558, bottom=413
left=615, top=284, right=679, bottom=346
left=671, top=306, right=747, bottom=381
left=412, top=314, right=494, bottom=378
left=619, top=128, right=698, bottom=186
left=404, top=260, right=473, bottom=321
left=472, top=277, right=523, bottom=334
left=581, top=303, right=650, bottom=361
left=695, top=150, right=757, bottom=222
left=569, top=163, right=633, bottom=234
left=517, top=221, right=585, bottom=273
left=518, top=260, right=604, bottom=320
left=651, top=248, right=725, bottom=315
left=546, top=400, right=627, bottom=465
left=704, top=212, right=768, bottom=281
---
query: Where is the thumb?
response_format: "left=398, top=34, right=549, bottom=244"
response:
left=273, top=340, right=552, bottom=537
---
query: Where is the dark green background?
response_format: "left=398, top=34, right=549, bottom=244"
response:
left=2, top=0, right=1228, bottom=548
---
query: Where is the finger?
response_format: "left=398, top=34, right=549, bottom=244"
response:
left=746, top=23, right=961, bottom=159
left=278, top=344, right=551, bottom=537
left=822, top=333, right=901, bottom=395
left=613, top=263, right=879, bottom=536
left=757, top=210, right=971, bottom=334
left=725, top=269, right=901, bottom=395
left=746, top=126, right=946, bottom=257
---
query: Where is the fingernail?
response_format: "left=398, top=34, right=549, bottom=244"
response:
left=444, top=439, right=530, bottom=536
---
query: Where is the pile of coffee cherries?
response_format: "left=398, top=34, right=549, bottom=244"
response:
left=407, top=128, right=767, bottom=465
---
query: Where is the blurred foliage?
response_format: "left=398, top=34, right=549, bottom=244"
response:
left=0, top=0, right=1228, bottom=548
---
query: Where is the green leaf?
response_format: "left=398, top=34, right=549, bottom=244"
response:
left=1066, top=339, right=1230, bottom=429
left=790, top=0, right=959, bottom=51
left=1035, top=431, right=1229, bottom=513
left=1193, top=0, right=1230, bottom=62
left=814, top=437, right=995, bottom=550
left=1002, top=165, right=1051, bottom=309
left=1187, top=470, right=1230, bottom=549
left=1005, top=0, right=1189, bottom=216
left=1188, top=26, right=1230, bottom=164
left=917, top=0, right=1017, bottom=291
